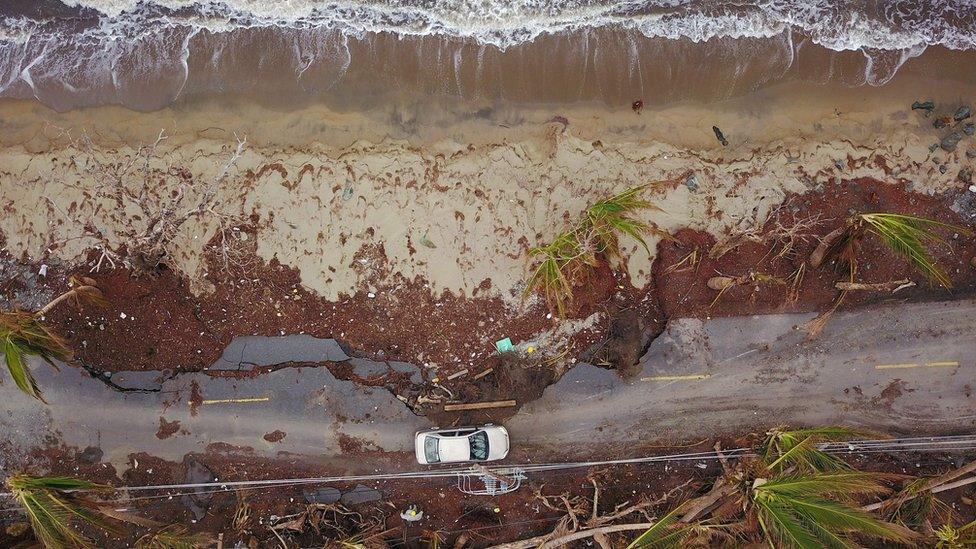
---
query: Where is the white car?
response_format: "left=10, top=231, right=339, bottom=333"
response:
left=415, top=425, right=510, bottom=465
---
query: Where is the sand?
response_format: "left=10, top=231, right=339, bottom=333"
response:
left=1, top=76, right=974, bottom=306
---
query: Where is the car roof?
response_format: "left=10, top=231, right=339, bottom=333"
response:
left=437, top=437, right=471, bottom=462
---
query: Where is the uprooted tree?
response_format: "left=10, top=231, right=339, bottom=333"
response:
left=46, top=129, right=248, bottom=275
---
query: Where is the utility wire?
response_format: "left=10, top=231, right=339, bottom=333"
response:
left=1, top=434, right=973, bottom=503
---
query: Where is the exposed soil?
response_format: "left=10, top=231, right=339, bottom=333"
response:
left=7, top=177, right=972, bottom=398
left=653, top=178, right=976, bottom=321
left=4, top=438, right=973, bottom=548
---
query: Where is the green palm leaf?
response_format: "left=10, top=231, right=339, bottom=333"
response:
left=759, top=427, right=865, bottom=473
left=755, top=499, right=822, bottom=548
left=787, top=496, right=915, bottom=543
left=756, top=473, right=891, bottom=499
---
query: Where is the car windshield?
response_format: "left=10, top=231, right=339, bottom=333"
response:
left=469, top=430, right=489, bottom=461
left=424, top=436, right=440, bottom=463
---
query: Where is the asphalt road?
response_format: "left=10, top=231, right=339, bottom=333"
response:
left=2, top=299, right=974, bottom=471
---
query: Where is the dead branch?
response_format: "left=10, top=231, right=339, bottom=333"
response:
left=835, top=279, right=914, bottom=293
left=863, top=460, right=976, bottom=512
left=487, top=522, right=659, bottom=549
left=680, top=478, right=738, bottom=523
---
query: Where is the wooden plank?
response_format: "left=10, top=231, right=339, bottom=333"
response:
left=443, top=399, right=516, bottom=412
left=472, top=367, right=494, bottom=380
left=446, top=369, right=469, bottom=380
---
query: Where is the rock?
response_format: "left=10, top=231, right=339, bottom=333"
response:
left=181, top=457, right=217, bottom=520
left=941, top=131, right=963, bottom=152
left=340, top=484, right=382, bottom=505
left=76, top=446, right=103, bottom=464
left=303, top=487, right=341, bottom=504
left=960, top=168, right=973, bottom=184
left=349, top=357, right=389, bottom=379
left=954, top=105, right=972, bottom=121
left=964, top=123, right=976, bottom=136
left=684, top=174, right=699, bottom=192
left=911, top=100, right=935, bottom=114
left=711, top=126, right=729, bottom=146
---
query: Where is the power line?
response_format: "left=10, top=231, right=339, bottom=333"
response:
left=1, top=434, right=973, bottom=503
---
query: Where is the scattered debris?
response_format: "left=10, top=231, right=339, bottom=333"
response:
left=684, top=173, right=699, bottom=192
left=495, top=337, right=514, bottom=353
left=419, top=233, right=437, bottom=249
left=934, top=116, right=952, bottom=129
left=303, top=487, right=341, bottom=504
left=712, top=125, right=729, bottom=146
left=400, top=505, right=424, bottom=522
left=835, top=280, right=915, bottom=292
left=446, top=369, right=469, bottom=380
left=472, top=367, right=494, bottom=380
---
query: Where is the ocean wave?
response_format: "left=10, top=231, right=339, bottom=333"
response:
left=7, top=0, right=975, bottom=51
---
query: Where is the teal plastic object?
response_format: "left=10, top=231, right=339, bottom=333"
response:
left=495, top=337, right=514, bottom=353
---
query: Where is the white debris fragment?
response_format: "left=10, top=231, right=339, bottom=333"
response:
left=367, top=292, right=376, bottom=298
left=38, top=264, right=48, bottom=276
left=119, top=312, right=127, bottom=319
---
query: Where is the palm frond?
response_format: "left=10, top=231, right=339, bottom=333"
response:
left=759, top=427, right=865, bottom=473
left=525, top=184, right=669, bottom=314
left=752, top=473, right=916, bottom=549
left=787, top=496, right=916, bottom=543
left=755, top=498, right=822, bottom=548
left=1, top=311, right=73, bottom=402
left=859, top=213, right=970, bottom=288
left=7, top=475, right=114, bottom=549
left=756, top=473, right=892, bottom=500
left=136, top=524, right=213, bottom=549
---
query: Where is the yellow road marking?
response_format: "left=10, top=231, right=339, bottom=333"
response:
left=875, top=361, right=959, bottom=370
left=641, top=374, right=711, bottom=382
left=200, top=397, right=270, bottom=405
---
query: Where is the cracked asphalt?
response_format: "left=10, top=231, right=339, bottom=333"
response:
left=2, top=299, right=973, bottom=471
